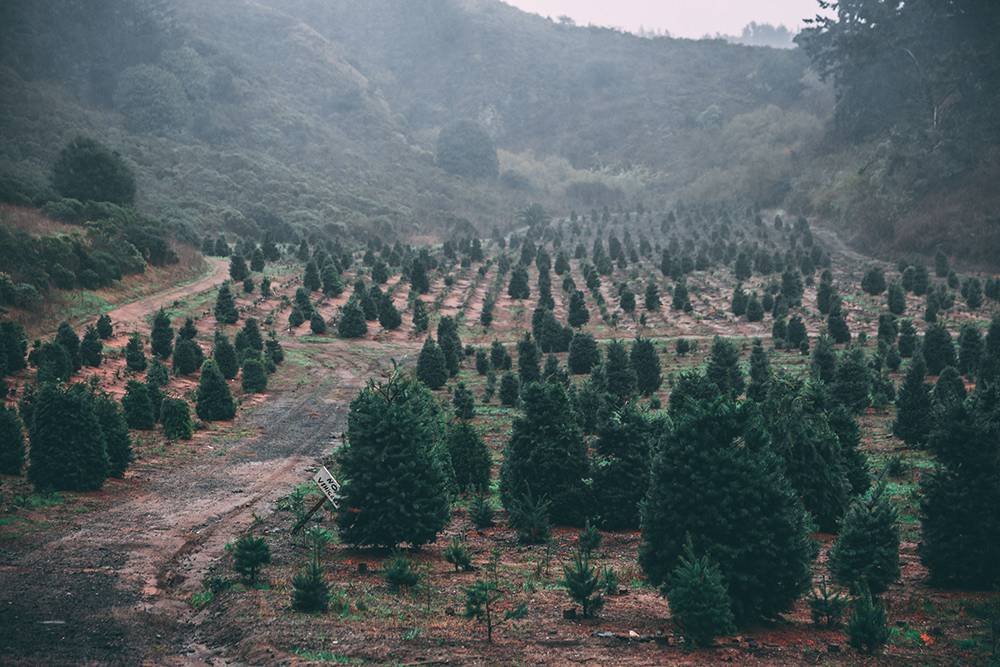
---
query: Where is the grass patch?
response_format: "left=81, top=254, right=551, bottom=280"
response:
left=291, top=648, right=363, bottom=663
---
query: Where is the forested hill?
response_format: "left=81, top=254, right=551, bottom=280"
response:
left=0, top=0, right=816, bottom=241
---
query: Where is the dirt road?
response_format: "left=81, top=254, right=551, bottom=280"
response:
left=106, top=257, right=230, bottom=329
left=0, top=343, right=398, bottom=666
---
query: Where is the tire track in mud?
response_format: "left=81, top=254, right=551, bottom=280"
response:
left=0, top=346, right=398, bottom=666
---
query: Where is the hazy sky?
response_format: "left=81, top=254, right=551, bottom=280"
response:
left=503, top=0, right=826, bottom=38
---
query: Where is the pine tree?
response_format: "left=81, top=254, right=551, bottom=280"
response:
left=54, top=321, right=81, bottom=371
left=233, top=534, right=271, bottom=584
left=829, top=482, right=900, bottom=595
left=861, top=267, right=886, bottom=295
left=241, top=357, right=267, bottom=393
left=644, top=281, right=661, bottom=311
left=378, top=293, right=402, bottom=330
left=507, top=267, right=530, bottom=299
left=490, top=339, right=512, bottom=371
left=982, top=314, right=1000, bottom=383
left=706, top=337, right=744, bottom=398
left=446, top=421, right=490, bottom=493
left=619, top=287, right=636, bottom=313
left=412, top=299, right=429, bottom=333
left=500, top=382, right=590, bottom=525
left=898, top=319, right=917, bottom=358
left=437, top=316, right=463, bottom=376
left=672, top=280, right=691, bottom=311
left=309, top=312, right=327, bottom=334
left=639, top=397, right=815, bottom=623
left=161, top=398, right=193, bottom=441
left=337, top=372, right=450, bottom=547
left=94, top=394, right=132, bottom=477
left=919, top=394, right=1000, bottom=587
left=337, top=298, right=368, bottom=338
left=957, top=323, right=983, bottom=377
left=887, top=282, right=906, bottom=315
left=147, top=358, right=169, bottom=388
left=604, top=340, right=636, bottom=402
left=28, top=384, right=109, bottom=491
left=238, top=318, right=264, bottom=353
left=567, top=290, right=589, bottom=327
left=292, top=558, right=329, bottom=613
left=499, top=372, right=520, bottom=406
left=731, top=284, right=748, bottom=316
left=932, top=366, right=966, bottom=408
left=229, top=254, right=249, bottom=282
left=922, top=323, right=955, bottom=375
left=847, top=586, right=890, bottom=655
left=172, top=338, right=202, bottom=376
left=96, top=314, right=113, bottom=339
left=122, top=380, right=155, bottom=430
left=667, top=539, right=736, bottom=648
left=150, top=310, right=174, bottom=359
left=828, top=406, right=870, bottom=496
left=568, top=332, right=600, bottom=374
left=212, top=331, right=239, bottom=380
left=196, top=359, right=236, bottom=421
left=250, top=246, right=265, bottom=272
left=0, top=405, right=25, bottom=475
left=416, top=337, right=448, bottom=390
left=303, top=260, right=321, bottom=291
left=747, top=339, right=771, bottom=402
left=745, top=293, right=764, bottom=322
left=80, top=325, right=103, bottom=367
left=893, top=355, right=932, bottom=447
left=592, top=402, right=654, bottom=530
left=214, top=282, right=239, bottom=324
left=452, top=382, right=475, bottom=419
left=810, top=334, right=837, bottom=384
left=178, top=317, right=198, bottom=341
left=33, top=341, right=73, bottom=383
left=560, top=540, right=604, bottom=618
left=631, top=337, right=661, bottom=396
left=516, top=333, right=541, bottom=385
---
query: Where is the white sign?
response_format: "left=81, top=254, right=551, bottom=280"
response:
left=313, top=466, right=342, bottom=508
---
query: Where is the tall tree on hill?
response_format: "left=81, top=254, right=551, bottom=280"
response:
left=500, top=381, right=591, bottom=526
left=55, top=321, right=82, bottom=371
left=631, top=337, right=662, bottom=396
left=593, top=402, right=655, bottom=530
left=437, top=316, right=463, bottom=376
left=214, top=281, right=239, bottom=324
left=829, top=481, right=900, bottom=595
left=416, top=337, right=448, bottom=390
left=0, top=405, right=25, bottom=475
left=337, top=298, right=368, bottom=339
left=212, top=331, right=239, bottom=380
left=568, top=290, right=589, bottom=327
left=229, top=254, right=249, bottom=282
left=80, top=325, right=103, bottom=367
left=337, top=372, right=450, bottom=548
left=94, top=393, right=132, bottom=479
left=196, top=359, right=236, bottom=422
left=122, top=380, right=155, bottom=430
left=516, top=333, right=541, bottom=385
left=568, top=332, right=600, bottom=375
left=706, top=337, right=744, bottom=398
left=893, top=355, right=932, bottom=447
left=125, top=333, right=147, bottom=372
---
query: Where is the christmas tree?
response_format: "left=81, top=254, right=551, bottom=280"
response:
left=196, top=359, right=236, bottom=421
left=28, top=384, right=109, bottom=491
left=150, top=310, right=174, bottom=359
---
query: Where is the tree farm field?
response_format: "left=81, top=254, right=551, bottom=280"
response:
left=2, top=210, right=999, bottom=666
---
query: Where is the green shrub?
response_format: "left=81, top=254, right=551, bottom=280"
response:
left=384, top=553, right=420, bottom=592
left=666, top=540, right=735, bottom=648
left=233, top=534, right=270, bottom=584
left=847, top=588, right=890, bottom=655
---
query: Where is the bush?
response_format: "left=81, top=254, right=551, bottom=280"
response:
left=560, top=542, right=604, bottom=618
left=469, top=493, right=495, bottom=529
left=847, top=588, right=889, bottom=655
left=114, top=65, right=191, bottom=133
left=384, top=553, right=420, bottom=591
left=292, top=559, right=329, bottom=613
left=444, top=536, right=474, bottom=572
left=51, top=136, right=135, bottom=205
left=828, top=483, right=900, bottom=594
left=667, top=539, right=736, bottom=648
left=436, top=120, right=499, bottom=179
left=161, top=398, right=193, bottom=440
left=507, top=489, right=552, bottom=545
left=808, top=576, right=848, bottom=627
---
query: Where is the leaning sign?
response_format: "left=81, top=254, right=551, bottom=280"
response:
left=313, top=466, right=341, bottom=508
left=291, top=466, right=342, bottom=534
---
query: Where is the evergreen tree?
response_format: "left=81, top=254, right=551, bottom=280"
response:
left=731, top=284, right=748, bottom=316
left=898, top=319, right=917, bottom=357
left=322, top=264, right=344, bottom=297
left=919, top=394, right=1000, bottom=587
left=957, top=323, right=983, bottom=377
left=922, top=323, right=955, bottom=375
left=672, top=280, right=691, bottom=311
left=630, top=337, right=662, bottom=395
left=28, top=384, right=109, bottom=491
left=33, top=342, right=73, bottom=383
left=516, top=333, right=541, bottom=385
left=507, top=267, right=530, bottom=299
left=250, top=246, right=265, bottom=273
left=667, top=539, right=736, bottom=648
left=150, top=310, right=174, bottom=359
left=568, top=332, right=600, bottom=374
left=887, top=281, right=906, bottom=315
left=745, top=293, right=764, bottom=322
left=0, top=321, right=27, bottom=374
left=604, top=340, right=637, bottom=402
left=490, top=339, right=512, bottom=371
left=303, top=260, right=321, bottom=291
left=861, top=267, right=886, bottom=295
left=893, top=355, right=932, bottom=447
left=499, top=372, right=520, bottom=406
left=567, top=290, right=589, bottom=327
left=560, top=540, right=605, bottom=618
left=829, top=483, right=900, bottom=595
left=833, top=348, right=871, bottom=413
left=178, top=317, right=198, bottom=341
left=241, top=357, right=268, bottom=393
left=229, top=254, right=249, bottom=282
left=932, top=366, right=966, bottom=408
left=644, top=281, right=661, bottom=311
left=827, top=306, right=851, bottom=345
left=337, top=298, right=368, bottom=338
left=437, top=316, right=463, bottom=376
left=94, top=394, right=132, bottom=477
left=500, top=382, right=591, bottom=526
left=161, top=397, right=193, bottom=441
left=238, top=318, right=264, bottom=353
left=196, top=359, right=236, bottom=421
left=593, top=402, right=654, bottom=530
left=337, top=372, right=450, bottom=547
left=639, top=397, right=815, bottom=623
left=452, top=382, right=475, bottom=419
left=706, top=337, right=744, bottom=398
left=96, top=314, right=113, bottom=339
left=982, top=315, right=1000, bottom=383
left=172, top=338, right=202, bottom=376
left=619, top=287, right=636, bottom=313
left=817, top=280, right=834, bottom=314
left=55, top=321, right=82, bottom=371
left=446, top=421, right=490, bottom=493
left=828, top=406, right=871, bottom=496
left=80, top=325, right=103, bottom=367
left=125, top=333, right=147, bottom=372
left=122, top=380, right=155, bottom=430
left=810, top=334, right=837, bottom=384
left=214, top=282, right=239, bottom=324
left=412, top=299, right=429, bottom=333
left=233, top=534, right=271, bottom=584
left=292, top=559, right=329, bottom=613
left=212, top=331, right=239, bottom=380
left=475, top=348, right=491, bottom=375
left=0, top=405, right=25, bottom=475
left=747, top=339, right=771, bottom=402
left=378, top=293, right=402, bottom=330
left=309, top=312, right=327, bottom=334
left=416, top=337, right=448, bottom=390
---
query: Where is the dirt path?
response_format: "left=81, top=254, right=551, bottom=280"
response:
left=106, top=257, right=230, bottom=329
left=0, top=343, right=398, bottom=666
